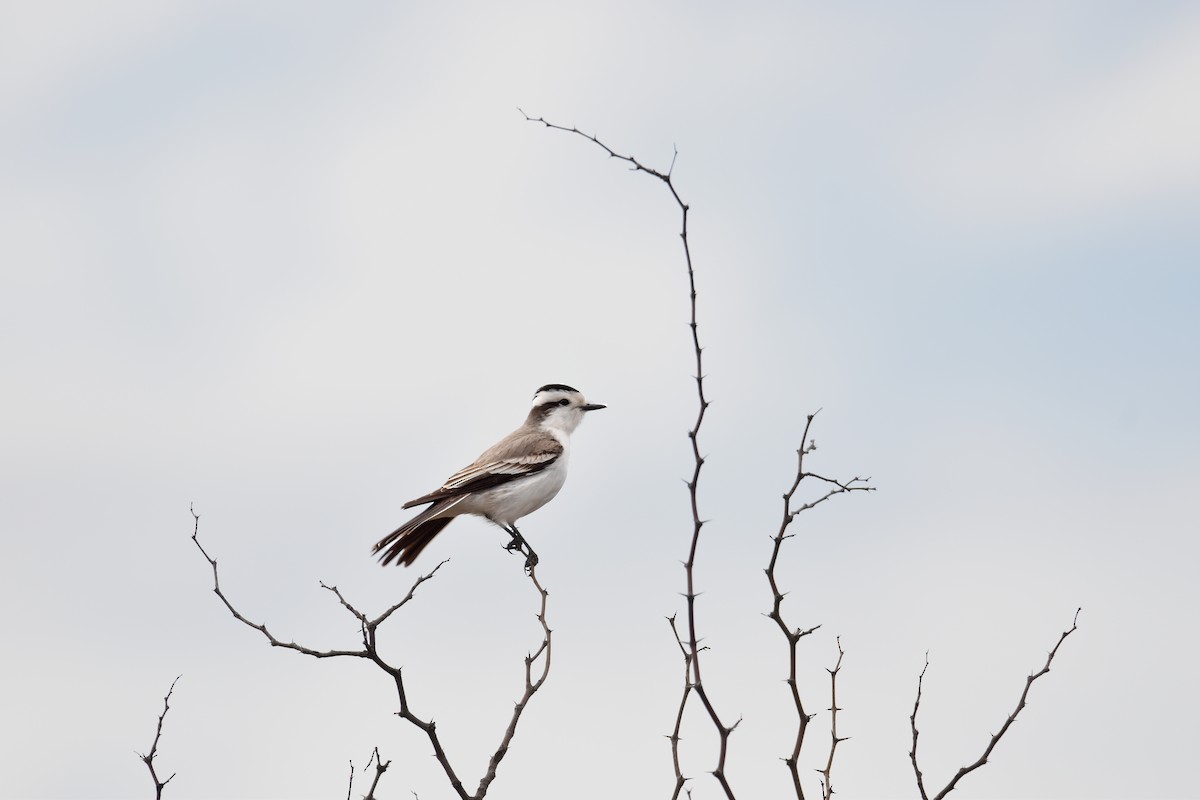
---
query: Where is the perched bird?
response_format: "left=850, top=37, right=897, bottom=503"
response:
left=373, top=384, right=605, bottom=569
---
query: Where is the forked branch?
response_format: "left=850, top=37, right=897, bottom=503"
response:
left=364, top=747, right=391, bottom=800
left=522, top=109, right=737, bottom=799
left=910, top=608, right=1082, bottom=800
left=345, top=747, right=391, bottom=800
left=189, top=505, right=551, bottom=799
left=765, top=412, right=871, bottom=800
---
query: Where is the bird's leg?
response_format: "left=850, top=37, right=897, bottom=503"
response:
left=502, top=524, right=539, bottom=572
left=502, top=525, right=525, bottom=553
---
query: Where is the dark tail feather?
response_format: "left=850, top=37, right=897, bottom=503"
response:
left=382, top=517, right=453, bottom=566
left=373, top=501, right=460, bottom=566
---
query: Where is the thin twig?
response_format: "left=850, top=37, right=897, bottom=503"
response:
left=190, top=506, right=365, bottom=659
left=820, top=638, right=847, bottom=800
left=764, top=414, right=871, bottom=799
left=137, top=676, right=180, bottom=800
left=522, top=108, right=738, bottom=800
left=910, top=652, right=931, bottom=800
left=911, top=609, right=1082, bottom=800
left=474, top=565, right=553, bottom=797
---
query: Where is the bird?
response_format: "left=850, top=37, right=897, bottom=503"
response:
left=373, top=384, right=605, bottom=569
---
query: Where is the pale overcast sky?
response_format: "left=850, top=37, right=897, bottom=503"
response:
left=2, top=3, right=1198, bottom=799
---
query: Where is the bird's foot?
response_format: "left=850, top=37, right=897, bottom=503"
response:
left=502, top=528, right=538, bottom=573
left=504, top=530, right=526, bottom=554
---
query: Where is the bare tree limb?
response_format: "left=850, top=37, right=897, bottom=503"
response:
left=522, top=108, right=739, bottom=800
left=137, top=676, right=180, bottom=800
left=764, top=413, right=871, bottom=799
left=189, top=505, right=551, bottom=799
left=911, top=609, right=1082, bottom=800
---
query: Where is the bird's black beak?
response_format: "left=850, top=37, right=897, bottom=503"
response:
left=582, top=403, right=607, bottom=412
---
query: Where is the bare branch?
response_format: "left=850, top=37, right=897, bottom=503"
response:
left=473, top=565, right=553, bottom=798
left=370, top=559, right=451, bottom=629
left=820, top=638, right=847, bottom=800
left=519, top=109, right=677, bottom=184
left=764, top=413, right=872, bottom=799
left=666, top=614, right=694, bottom=798
left=909, top=652, right=932, bottom=800
left=364, top=747, right=391, bottom=800
left=912, top=609, right=1082, bottom=800
left=190, top=505, right=549, bottom=799
left=137, top=676, right=180, bottom=800
left=524, top=111, right=1075, bottom=800
left=523, top=109, right=737, bottom=800
left=190, top=506, right=367, bottom=659
left=320, top=560, right=451, bottom=652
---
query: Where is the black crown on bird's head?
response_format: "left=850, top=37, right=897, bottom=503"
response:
left=535, top=383, right=578, bottom=395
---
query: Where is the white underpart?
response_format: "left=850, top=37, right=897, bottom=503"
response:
left=457, top=429, right=571, bottom=527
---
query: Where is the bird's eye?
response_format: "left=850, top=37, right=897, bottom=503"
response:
left=558, top=399, right=570, bottom=406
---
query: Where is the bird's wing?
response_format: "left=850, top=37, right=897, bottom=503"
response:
left=402, top=429, right=564, bottom=508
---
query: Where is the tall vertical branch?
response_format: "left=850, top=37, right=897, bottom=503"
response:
left=521, top=110, right=737, bottom=799
left=765, top=413, right=871, bottom=799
